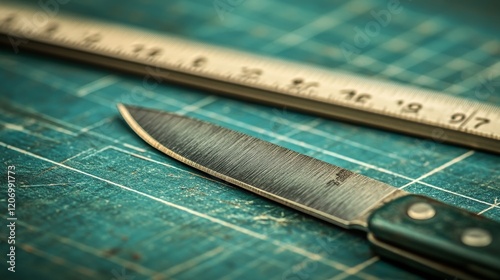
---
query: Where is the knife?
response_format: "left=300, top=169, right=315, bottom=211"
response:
left=117, top=104, right=499, bottom=279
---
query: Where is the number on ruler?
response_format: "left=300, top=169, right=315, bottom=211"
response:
left=1, top=14, right=29, bottom=53
left=148, top=48, right=162, bottom=58
left=239, top=67, right=262, bottom=81
left=133, top=44, right=144, bottom=54
left=43, top=22, right=59, bottom=37
left=82, top=32, right=102, bottom=45
left=340, top=90, right=371, bottom=104
left=192, top=57, right=207, bottom=67
left=1, top=14, right=16, bottom=27
left=288, top=78, right=319, bottom=95
left=449, top=113, right=490, bottom=129
left=397, top=100, right=422, bottom=114
left=132, top=44, right=162, bottom=58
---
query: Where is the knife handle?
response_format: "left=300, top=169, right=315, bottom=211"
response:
left=367, top=195, right=500, bottom=280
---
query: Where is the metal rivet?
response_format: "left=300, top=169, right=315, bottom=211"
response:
left=461, top=228, right=492, bottom=247
left=407, top=202, right=436, bottom=220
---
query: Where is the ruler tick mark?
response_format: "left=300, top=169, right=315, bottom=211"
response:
left=0, top=3, right=499, bottom=153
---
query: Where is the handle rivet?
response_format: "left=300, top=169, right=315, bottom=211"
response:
left=407, top=202, right=436, bottom=220
left=461, top=228, right=492, bottom=247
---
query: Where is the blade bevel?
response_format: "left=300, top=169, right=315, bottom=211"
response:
left=118, top=104, right=407, bottom=230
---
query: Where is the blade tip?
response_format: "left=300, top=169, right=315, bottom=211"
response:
left=117, top=103, right=136, bottom=124
left=117, top=103, right=132, bottom=117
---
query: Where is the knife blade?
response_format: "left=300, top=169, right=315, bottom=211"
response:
left=118, top=104, right=500, bottom=280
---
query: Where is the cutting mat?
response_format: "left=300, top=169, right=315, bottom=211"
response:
left=1, top=0, right=499, bottom=279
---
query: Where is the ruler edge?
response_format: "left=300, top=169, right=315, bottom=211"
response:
left=0, top=3, right=499, bottom=154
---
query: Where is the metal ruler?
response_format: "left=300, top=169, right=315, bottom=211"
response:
left=1, top=3, right=499, bottom=153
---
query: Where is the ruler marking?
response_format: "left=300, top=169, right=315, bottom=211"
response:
left=0, top=3, right=498, bottom=153
left=458, top=110, right=478, bottom=129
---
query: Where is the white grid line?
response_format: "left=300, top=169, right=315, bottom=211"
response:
left=478, top=198, right=499, bottom=215
left=399, top=150, right=475, bottom=189
left=79, top=116, right=116, bottom=133
left=10, top=219, right=156, bottom=277
left=329, top=257, right=380, bottom=280
left=175, top=95, right=218, bottom=115
left=270, top=118, right=322, bottom=144
left=0, top=141, right=363, bottom=274
left=4, top=93, right=499, bottom=210
left=16, top=242, right=98, bottom=278
left=76, top=75, right=119, bottom=97
left=243, top=107, right=406, bottom=161
left=108, top=145, right=238, bottom=186
left=261, top=2, right=357, bottom=54
left=0, top=120, right=59, bottom=143
left=218, top=256, right=264, bottom=280
left=158, top=246, right=225, bottom=277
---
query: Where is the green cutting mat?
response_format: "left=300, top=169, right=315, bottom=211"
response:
left=1, top=0, right=499, bottom=279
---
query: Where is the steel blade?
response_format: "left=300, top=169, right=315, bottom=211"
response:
left=118, top=104, right=407, bottom=230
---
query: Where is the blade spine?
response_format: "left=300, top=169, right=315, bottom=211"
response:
left=118, top=104, right=366, bottom=228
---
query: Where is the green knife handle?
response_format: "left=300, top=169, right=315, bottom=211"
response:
left=367, top=195, right=500, bottom=280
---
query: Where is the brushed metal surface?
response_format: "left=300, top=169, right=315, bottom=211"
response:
left=118, top=104, right=407, bottom=229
